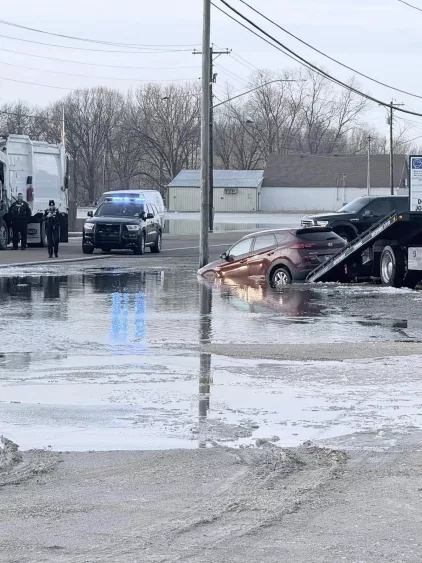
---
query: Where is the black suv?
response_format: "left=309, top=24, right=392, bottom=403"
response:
left=301, top=196, right=409, bottom=242
left=82, top=197, right=162, bottom=255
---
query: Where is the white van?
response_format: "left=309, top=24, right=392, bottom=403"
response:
left=98, top=190, right=165, bottom=227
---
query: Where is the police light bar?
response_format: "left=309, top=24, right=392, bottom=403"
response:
left=105, top=196, right=146, bottom=203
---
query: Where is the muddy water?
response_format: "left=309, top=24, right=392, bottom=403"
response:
left=1, top=266, right=422, bottom=451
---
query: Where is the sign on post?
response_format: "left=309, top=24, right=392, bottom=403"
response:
left=409, top=156, right=422, bottom=212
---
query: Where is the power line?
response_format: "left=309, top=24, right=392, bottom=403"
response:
left=0, top=60, right=198, bottom=83
left=238, top=0, right=422, bottom=101
left=232, top=51, right=260, bottom=71
left=0, top=72, right=197, bottom=92
left=0, top=33, right=194, bottom=53
left=214, top=63, right=250, bottom=84
left=0, top=75, right=72, bottom=90
left=0, top=18, right=201, bottom=49
left=397, top=0, right=422, bottom=12
left=213, top=0, right=422, bottom=119
left=0, top=46, right=200, bottom=70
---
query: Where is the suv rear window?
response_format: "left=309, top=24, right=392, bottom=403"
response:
left=296, top=231, right=342, bottom=242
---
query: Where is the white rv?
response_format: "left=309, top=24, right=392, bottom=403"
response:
left=0, top=134, right=69, bottom=249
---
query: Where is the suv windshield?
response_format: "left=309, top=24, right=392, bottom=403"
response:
left=95, top=201, right=145, bottom=217
left=337, top=197, right=371, bottom=213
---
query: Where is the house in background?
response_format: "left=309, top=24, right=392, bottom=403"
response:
left=261, top=154, right=409, bottom=212
left=167, top=169, right=264, bottom=212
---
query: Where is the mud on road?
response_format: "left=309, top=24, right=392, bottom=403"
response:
left=2, top=436, right=422, bottom=563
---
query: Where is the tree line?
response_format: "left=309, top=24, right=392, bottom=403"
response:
left=0, top=68, right=417, bottom=204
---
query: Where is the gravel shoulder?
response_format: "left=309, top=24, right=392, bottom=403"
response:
left=1, top=437, right=422, bottom=563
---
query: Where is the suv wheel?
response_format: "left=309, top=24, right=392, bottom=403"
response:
left=134, top=232, right=146, bottom=255
left=270, top=266, right=292, bottom=288
left=380, top=246, right=404, bottom=287
left=150, top=232, right=162, bottom=253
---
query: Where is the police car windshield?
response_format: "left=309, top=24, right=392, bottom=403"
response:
left=337, top=197, right=371, bottom=213
left=95, top=201, right=144, bottom=217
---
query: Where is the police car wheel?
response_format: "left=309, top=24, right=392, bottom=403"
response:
left=150, top=232, right=162, bottom=253
left=82, top=244, right=94, bottom=254
left=134, top=232, right=146, bottom=255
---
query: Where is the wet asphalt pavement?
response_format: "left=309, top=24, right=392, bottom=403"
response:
left=1, top=235, right=422, bottom=452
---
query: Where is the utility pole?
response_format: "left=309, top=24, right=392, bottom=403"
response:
left=389, top=101, right=394, bottom=195
left=199, top=0, right=211, bottom=268
left=194, top=46, right=230, bottom=234
left=388, top=99, right=404, bottom=195
left=367, top=135, right=372, bottom=196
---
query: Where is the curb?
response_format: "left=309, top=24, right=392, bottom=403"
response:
left=0, top=255, right=112, bottom=269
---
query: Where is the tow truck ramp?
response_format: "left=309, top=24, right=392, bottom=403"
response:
left=306, top=211, right=398, bottom=283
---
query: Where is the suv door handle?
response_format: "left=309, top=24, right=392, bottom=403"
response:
left=267, top=251, right=274, bottom=256
left=240, top=259, right=247, bottom=264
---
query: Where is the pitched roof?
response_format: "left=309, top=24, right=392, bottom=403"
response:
left=262, top=154, right=408, bottom=189
left=168, top=169, right=264, bottom=189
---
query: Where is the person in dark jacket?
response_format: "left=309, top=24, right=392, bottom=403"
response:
left=9, top=193, right=32, bottom=250
left=44, top=199, right=61, bottom=258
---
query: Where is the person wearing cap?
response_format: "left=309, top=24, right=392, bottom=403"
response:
left=44, top=200, right=61, bottom=258
left=9, top=193, right=32, bottom=250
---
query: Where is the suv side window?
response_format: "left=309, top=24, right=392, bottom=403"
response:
left=363, top=198, right=391, bottom=217
left=228, top=238, right=253, bottom=258
left=253, top=234, right=277, bottom=251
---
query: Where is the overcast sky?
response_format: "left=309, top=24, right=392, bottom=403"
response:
left=1, top=0, right=422, bottom=137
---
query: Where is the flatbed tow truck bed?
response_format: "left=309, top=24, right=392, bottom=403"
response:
left=306, top=211, right=422, bottom=288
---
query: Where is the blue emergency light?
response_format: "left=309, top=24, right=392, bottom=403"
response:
left=106, top=196, right=145, bottom=203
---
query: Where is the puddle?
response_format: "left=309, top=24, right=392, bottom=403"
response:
left=1, top=267, right=422, bottom=450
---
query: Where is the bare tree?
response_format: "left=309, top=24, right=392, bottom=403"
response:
left=55, top=87, right=124, bottom=203
left=128, top=83, right=201, bottom=190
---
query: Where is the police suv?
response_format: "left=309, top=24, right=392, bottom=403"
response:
left=82, top=196, right=162, bottom=255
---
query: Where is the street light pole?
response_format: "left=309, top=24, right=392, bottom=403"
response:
left=199, top=0, right=211, bottom=268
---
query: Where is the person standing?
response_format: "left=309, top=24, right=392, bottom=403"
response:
left=44, top=200, right=61, bottom=258
left=9, top=193, right=32, bottom=250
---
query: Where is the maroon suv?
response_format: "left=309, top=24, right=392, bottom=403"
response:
left=197, top=228, right=345, bottom=286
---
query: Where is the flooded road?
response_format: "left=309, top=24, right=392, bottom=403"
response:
left=1, top=260, right=422, bottom=451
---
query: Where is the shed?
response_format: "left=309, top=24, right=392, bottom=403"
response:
left=261, top=154, right=408, bottom=212
left=167, top=169, right=264, bottom=212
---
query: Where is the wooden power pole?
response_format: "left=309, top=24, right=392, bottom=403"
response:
left=199, top=0, right=211, bottom=268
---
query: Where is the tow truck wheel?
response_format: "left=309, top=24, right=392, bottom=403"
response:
left=380, top=246, right=405, bottom=287
left=0, top=220, right=8, bottom=250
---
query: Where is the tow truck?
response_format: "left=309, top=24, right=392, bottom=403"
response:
left=307, top=156, right=422, bottom=288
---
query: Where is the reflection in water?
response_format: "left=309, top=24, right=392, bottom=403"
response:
left=111, top=292, right=130, bottom=345
left=198, top=282, right=213, bottom=447
left=213, top=277, right=327, bottom=318
left=43, top=276, right=61, bottom=299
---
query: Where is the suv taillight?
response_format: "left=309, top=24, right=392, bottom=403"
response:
left=291, top=242, right=316, bottom=249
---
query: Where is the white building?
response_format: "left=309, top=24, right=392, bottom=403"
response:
left=167, top=169, right=264, bottom=212
left=261, top=154, right=409, bottom=212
